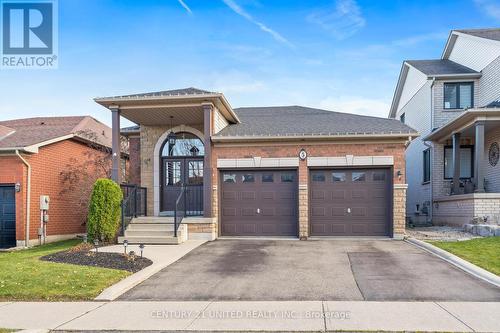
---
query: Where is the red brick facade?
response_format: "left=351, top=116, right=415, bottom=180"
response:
left=0, top=139, right=110, bottom=246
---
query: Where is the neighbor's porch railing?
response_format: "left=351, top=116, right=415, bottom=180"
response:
left=120, top=184, right=147, bottom=236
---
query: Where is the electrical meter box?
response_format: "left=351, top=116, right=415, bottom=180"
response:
left=40, top=195, right=50, bottom=210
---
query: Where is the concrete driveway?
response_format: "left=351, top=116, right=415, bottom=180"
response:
left=119, top=239, right=500, bottom=301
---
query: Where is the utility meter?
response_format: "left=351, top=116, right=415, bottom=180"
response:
left=40, top=195, right=50, bottom=210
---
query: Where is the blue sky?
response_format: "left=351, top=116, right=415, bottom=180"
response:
left=1, top=0, right=499, bottom=127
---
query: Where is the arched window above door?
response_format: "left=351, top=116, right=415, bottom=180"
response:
left=161, top=132, right=205, bottom=157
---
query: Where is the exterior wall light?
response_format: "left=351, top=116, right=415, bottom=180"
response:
left=15, top=182, right=21, bottom=192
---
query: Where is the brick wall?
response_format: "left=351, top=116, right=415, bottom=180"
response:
left=0, top=139, right=110, bottom=246
left=211, top=140, right=407, bottom=237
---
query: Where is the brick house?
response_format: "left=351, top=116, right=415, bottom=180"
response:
left=0, top=116, right=115, bottom=248
left=95, top=88, right=418, bottom=243
left=389, top=28, right=500, bottom=227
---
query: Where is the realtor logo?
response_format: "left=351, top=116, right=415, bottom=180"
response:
left=1, top=0, right=58, bottom=68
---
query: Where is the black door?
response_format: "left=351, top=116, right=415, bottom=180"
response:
left=161, top=157, right=203, bottom=215
left=0, top=185, right=16, bottom=248
left=220, top=170, right=298, bottom=236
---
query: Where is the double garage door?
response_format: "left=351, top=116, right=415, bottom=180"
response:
left=220, top=168, right=391, bottom=237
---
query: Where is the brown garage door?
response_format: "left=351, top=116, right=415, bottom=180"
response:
left=310, top=169, right=391, bottom=236
left=220, top=170, right=298, bottom=236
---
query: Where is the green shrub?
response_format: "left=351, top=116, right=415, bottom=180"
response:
left=87, top=178, right=123, bottom=242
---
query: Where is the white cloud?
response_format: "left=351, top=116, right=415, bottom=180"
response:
left=392, top=31, right=448, bottom=47
left=222, top=0, right=294, bottom=48
left=177, top=0, right=192, bottom=15
left=307, top=0, right=365, bottom=40
left=474, top=0, right=500, bottom=20
left=316, top=96, right=391, bottom=118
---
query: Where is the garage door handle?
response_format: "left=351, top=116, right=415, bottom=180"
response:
left=347, top=208, right=351, bottom=214
left=257, top=208, right=261, bottom=214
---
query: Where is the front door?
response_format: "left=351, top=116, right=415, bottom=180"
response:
left=161, top=157, right=204, bottom=215
left=0, top=185, right=16, bottom=249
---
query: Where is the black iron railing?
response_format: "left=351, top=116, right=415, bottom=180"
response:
left=120, top=184, right=147, bottom=236
left=174, top=185, right=186, bottom=237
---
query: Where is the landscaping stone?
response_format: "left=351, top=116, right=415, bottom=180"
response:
left=463, top=224, right=500, bottom=237
left=406, top=226, right=478, bottom=241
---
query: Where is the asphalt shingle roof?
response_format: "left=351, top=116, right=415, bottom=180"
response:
left=214, top=106, right=417, bottom=137
left=485, top=99, right=500, bottom=108
left=0, top=116, right=112, bottom=149
left=98, top=87, right=216, bottom=100
left=456, top=28, right=500, bottom=42
left=406, top=59, right=478, bottom=76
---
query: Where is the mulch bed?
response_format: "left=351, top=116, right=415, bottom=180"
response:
left=40, top=248, right=153, bottom=273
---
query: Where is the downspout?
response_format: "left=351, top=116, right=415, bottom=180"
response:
left=16, top=150, right=31, bottom=247
left=426, top=77, right=436, bottom=224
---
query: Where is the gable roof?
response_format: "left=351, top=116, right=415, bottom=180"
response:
left=485, top=99, right=500, bottom=108
left=405, top=59, right=479, bottom=76
left=455, top=28, right=500, bottom=42
left=0, top=116, right=112, bottom=152
left=213, top=106, right=417, bottom=141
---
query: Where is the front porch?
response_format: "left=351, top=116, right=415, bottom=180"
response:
left=94, top=89, right=240, bottom=242
left=425, top=109, right=500, bottom=226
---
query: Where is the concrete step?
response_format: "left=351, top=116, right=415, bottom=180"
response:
left=124, top=229, right=178, bottom=237
left=130, top=217, right=174, bottom=224
left=118, top=235, right=181, bottom=245
left=127, top=223, right=175, bottom=231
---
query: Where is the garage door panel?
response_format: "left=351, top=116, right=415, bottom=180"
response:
left=310, top=169, right=390, bottom=237
left=312, top=190, right=325, bottom=200
left=221, top=170, right=297, bottom=237
left=311, top=207, right=326, bottom=216
left=223, top=191, right=237, bottom=200
left=222, top=208, right=237, bottom=216
left=332, top=190, right=346, bottom=199
left=242, top=191, right=256, bottom=200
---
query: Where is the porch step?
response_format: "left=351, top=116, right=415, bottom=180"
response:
left=127, top=223, right=175, bottom=231
left=125, top=229, right=176, bottom=237
left=117, top=235, right=181, bottom=245
left=131, top=217, right=174, bottom=224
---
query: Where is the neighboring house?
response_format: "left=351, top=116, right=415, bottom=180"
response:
left=0, top=116, right=115, bottom=248
left=95, top=87, right=417, bottom=243
left=389, top=28, right=500, bottom=226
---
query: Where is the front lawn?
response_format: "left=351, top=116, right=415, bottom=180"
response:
left=429, top=237, right=500, bottom=276
left=0, top=240, right=130, bottom=301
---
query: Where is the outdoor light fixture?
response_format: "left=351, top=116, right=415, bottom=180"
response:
left=15, top=182, right=21, bottom=192
left=93, top=239, right=99, bottom=253
left=123, top=239, right=128, bottom=254
left=167, top=116, right=177, bottom=152
left=139, top=244, right=145, bottom=258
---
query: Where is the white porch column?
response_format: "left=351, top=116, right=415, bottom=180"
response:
left=452, top=132, right=461, bottom=195
left=474, top=121, right=485, bottom=192
left=110, top=106, right=121, bottom=183
left=203, top=103, right=213, bottom=218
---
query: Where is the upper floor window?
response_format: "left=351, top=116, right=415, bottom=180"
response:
left=444, top=82, right=473, bottom=109
left=400, top=113, right=405, bottom=124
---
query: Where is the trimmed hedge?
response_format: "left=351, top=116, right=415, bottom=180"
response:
left=87, top=178, right=123, bottom=242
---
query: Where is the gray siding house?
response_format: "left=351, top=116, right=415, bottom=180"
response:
left=389, top=28, right=500, bottom=226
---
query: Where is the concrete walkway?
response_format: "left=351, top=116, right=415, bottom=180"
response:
left=95, top=240, right=206, bottom=300
left=1, top=301, right=499, bottom=332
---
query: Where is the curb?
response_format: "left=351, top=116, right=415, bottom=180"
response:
left=405, top=237, right=500, bottom=288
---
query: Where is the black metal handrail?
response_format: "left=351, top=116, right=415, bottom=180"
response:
left=173, top=185, right=186, bottom=238
left=120, top=184, right=147, bottom=236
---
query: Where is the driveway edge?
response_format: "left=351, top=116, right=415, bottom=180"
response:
left=95, top=240, right=207, bottom=301
left=405, top=237, right=500, bottom=288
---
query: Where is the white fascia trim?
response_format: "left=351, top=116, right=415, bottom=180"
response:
left=307, top=155, right=394, bottom=167
left=389, top=63, right=409, bottom=118
left=24, top=133, right=76, bottom=152
left=217, top=157, right=299, bottom=169
left=394, top=184, right=409, bottom=189
left=212, top=133, right=418, bottom=142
